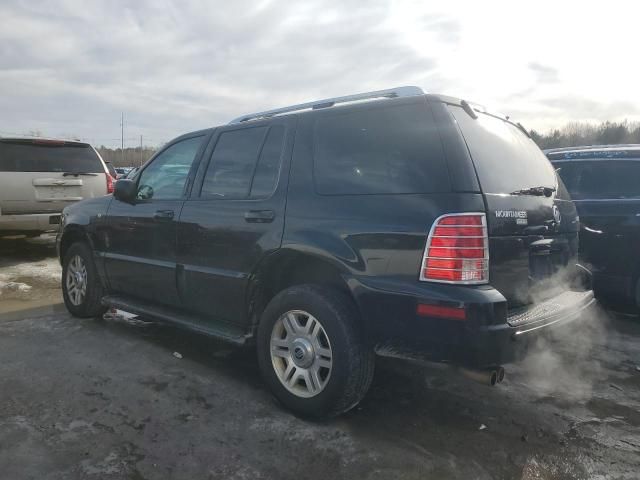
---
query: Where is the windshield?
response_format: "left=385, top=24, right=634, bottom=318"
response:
left=554, top=160, right=640, bottom=199
left=449, top=106, right=556, bottom=195
left=0, top=141, right=103, bottom=172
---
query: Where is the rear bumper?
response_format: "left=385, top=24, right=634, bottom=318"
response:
left=0, top=213, right=61, bottom=233
left=350, top=276, right=596, bottom=368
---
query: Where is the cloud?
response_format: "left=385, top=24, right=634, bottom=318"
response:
left=0, top=0, right=638, bottom=146
left=0, top=0, right=441, bottom=146
left=528, top=62, right=559, bottom=84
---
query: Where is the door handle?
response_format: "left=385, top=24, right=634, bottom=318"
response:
left=244, top=210, right=275, bottom=223
left=153, top=209, right=175, bottom=220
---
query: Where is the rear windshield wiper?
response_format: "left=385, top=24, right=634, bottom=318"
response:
left=510, top=186, right=556, bottom=197
left=62, top=171, right=98, bottom=176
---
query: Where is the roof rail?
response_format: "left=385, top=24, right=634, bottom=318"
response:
left=229, top=86, right=424, bottom=124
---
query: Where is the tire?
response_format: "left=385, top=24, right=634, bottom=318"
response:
left=257, top=284, right=375, bottom=418
left=62, top=242, right=108, bottom=318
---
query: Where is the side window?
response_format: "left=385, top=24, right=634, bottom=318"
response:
left=137, top=136, right=204, bottom=200
left=554, top=163, right=580, bottom=195
left=201, top=125, right=284, bottom=199
left=313, top=103, right=450, bottom=195
left=250, top=126, right=285, bottom=198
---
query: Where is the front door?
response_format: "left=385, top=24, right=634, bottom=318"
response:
left=103, top=133, right=208, bottom=306
left=176, top=118, right=295, bottom=325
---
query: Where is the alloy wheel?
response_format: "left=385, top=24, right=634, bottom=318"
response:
left=66, top=254, right=87, bottom=306
left=270, top=310, right=333, bottom=398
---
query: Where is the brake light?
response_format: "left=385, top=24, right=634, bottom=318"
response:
left=420, top=213, right=488, bottom=284
left=106, top=173, right=114, bottom=194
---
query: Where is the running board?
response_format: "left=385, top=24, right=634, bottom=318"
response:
left=101, top=295, right=250, bottom=345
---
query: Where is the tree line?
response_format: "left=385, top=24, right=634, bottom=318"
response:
left=96, top=146, right=158, bottom=168
left=5, top=119, right=640, bottom=165
left=95, top=119, right=640, bottom=163
left=529, top=120, right=640, bottom=150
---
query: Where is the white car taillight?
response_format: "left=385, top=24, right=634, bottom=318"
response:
left=106, top=172, right=114, bottom=194
left=420, top=213, right=489, bottom=284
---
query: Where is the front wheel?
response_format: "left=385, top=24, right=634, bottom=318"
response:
left=62, top=242, right=107, bottom=318
left=257, top=285, right=375, bottom=418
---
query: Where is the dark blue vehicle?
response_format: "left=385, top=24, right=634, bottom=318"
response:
left=57, top=87, right=594, bottom=417
left=547, top=145, right=640, bottom=311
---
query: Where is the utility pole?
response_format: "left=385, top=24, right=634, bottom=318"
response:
left=120, top=112, right=124, bottom=166
left=140, top=134, right=143, bottom=166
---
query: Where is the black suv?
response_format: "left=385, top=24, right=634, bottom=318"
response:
left=58, top=87, right=594, bottom=417
left=547, top=145, right=640, bottom=310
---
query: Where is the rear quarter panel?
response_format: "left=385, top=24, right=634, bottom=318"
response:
left=284, top=106, right=486, bottom=282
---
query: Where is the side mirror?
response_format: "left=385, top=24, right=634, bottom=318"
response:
left=113, top=179, right=137, bottom=203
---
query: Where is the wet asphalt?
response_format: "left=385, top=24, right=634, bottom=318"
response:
left=1, top=236, right=639, bottom=479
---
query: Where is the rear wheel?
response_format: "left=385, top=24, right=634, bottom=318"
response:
left=257, top=285, right=375, bottom=418
left=62, top=242, right=107, bottom=318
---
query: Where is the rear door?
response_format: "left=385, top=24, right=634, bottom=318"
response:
left=449, top=106, right=579, bottom=307
left=176, top=117, right=294, bottom=326
left=0, top=139, right=108, bottom=215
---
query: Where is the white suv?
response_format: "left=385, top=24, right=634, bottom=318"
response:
left=0, top=138, right=114, bottom=236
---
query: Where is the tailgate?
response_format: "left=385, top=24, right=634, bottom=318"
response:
left=487, top=194, right=579, bottom=307
left=0, top=139, right=107, bottom=214
left=0, top=172, right=107, bottom=214
left=448, top=103, right=581, bottom=307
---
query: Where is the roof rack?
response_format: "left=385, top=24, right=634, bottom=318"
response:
left=229, top=86, right=425, bottom=124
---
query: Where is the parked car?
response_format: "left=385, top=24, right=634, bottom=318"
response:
left=105, top=161, right=118, bottom=179
left=57, top=87, right=594, bottom=417
left=125, top=166, right=139, bottom=179
left=547, top=144, right=640, bottom=310
left=0, top=138, right=114, bottom=236
left=115, top=166, right=134, bottom=178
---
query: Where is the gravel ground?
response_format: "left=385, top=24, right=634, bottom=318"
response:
left=1, top=236, right=639, bottom=479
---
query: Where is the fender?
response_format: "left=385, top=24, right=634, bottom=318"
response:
left=57, top=195, right=113, bottom=285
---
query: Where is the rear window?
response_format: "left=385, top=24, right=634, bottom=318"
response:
left=449, top=106, right=556, bottom=194
left=313, top=102, right=451, bottom=195
left=0, top=141, right=103, bottom=172
left=553, top=160, right=640, bottom=199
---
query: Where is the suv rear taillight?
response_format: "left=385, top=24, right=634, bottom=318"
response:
left=420, top=213, right=488, bottom=284
left=106, top=173, right=114, bottom=194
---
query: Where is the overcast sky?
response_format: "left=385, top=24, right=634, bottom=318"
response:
left=1, top=0, right=638, bottom=147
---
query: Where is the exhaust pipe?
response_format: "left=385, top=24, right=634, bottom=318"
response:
left=459, top=367, right=504, bottom=386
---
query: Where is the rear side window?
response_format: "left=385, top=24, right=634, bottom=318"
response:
left=554, top=160, right=640, bottom=199
left=200, top=125, right=284, bottom=199
left=313, top=103, right=451, bottom=195
left=250, top=126, right=285, bottom=197
left=0, top=141, right=103, bottom=172
left=450, top=107, right=556, bottom=194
